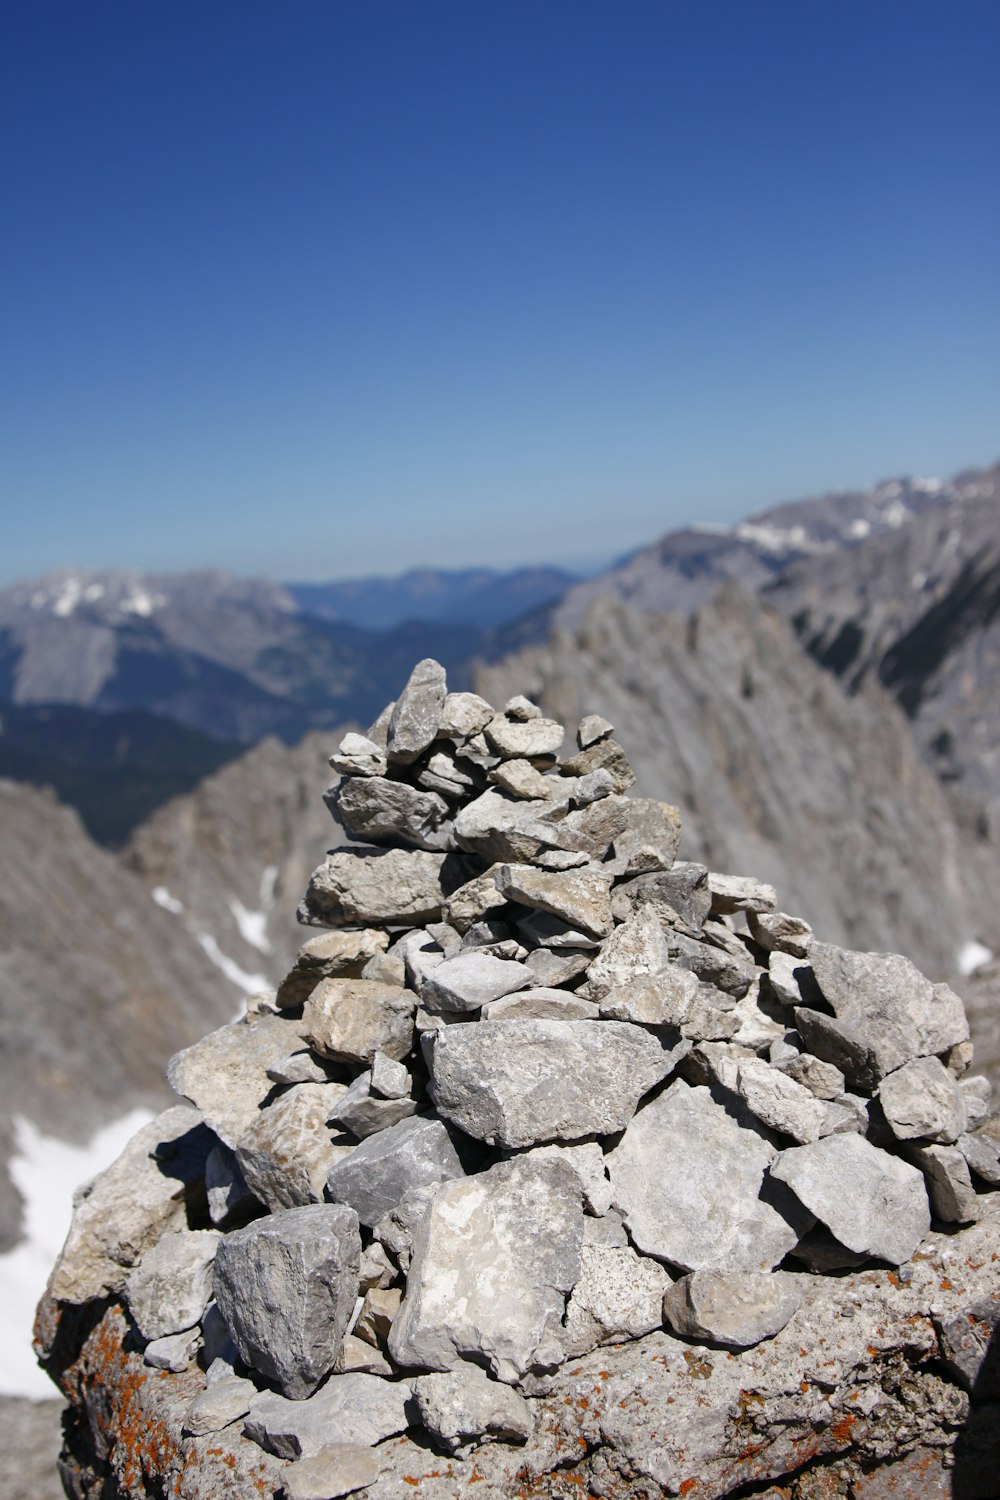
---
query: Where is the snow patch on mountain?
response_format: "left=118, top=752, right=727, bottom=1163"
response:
left=227, top=897, right=273, bottom=955
left=152, top=886, right=184, bottom=914
left=196, top=932, right=269, bottom=996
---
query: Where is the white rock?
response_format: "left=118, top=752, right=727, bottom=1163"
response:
left=125, top=1228, right=220, bottom=1341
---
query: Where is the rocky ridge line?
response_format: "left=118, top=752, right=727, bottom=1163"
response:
left=35, top=659, right=1000, bottom=1498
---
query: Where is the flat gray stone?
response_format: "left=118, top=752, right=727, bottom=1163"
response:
left=748, top=909, right=813, bottom=956
left=879, top=1056, right=967, bottom=1144
left=299, top=848, right=453, bottom=928
left=441, top=864, right=507, bottom=933
left=425, top=1019, right=681, bottom=1148
left=439, top=691, right=494, bottom=739
left=244, top=1374, right=412, bottom=1459
left=523, top=946, right=593, bottom=987
left=304, top=978, right=415, bottom=1064
left=770, top=1133, right=931, bottom=1264
left=370, top=1051, right=410, bottom=1099
left=615, top=863, right=711, bottom=933
left=326, top=1115, right=465, bottom=1227
left=235, top=1082, right=352, bottom=1209
left=807, top=942, right=970, bottom=1084
left=143, top=1328, right=200, bottom=1372
left=419, top=950, right=533, bottom=1013
left=577, top=713, right=614, bottom=748
left=329, top=732, right=387, bottom=778
left=516, top=910, right=603, bottom=950
left=494, top=863, right=613, bottom=939
left=662, top=1270, right=803, bottom=1349
left=125, top=1228, right=220, bottom=1341
left=329, top=776, right=451, bottom=851
left=282, top=1443, right=383, bottom=1499
left=735, top=1057, right=831, bottom=1144
left=213, top=1204, right=361, bottom=1399
left=708, top=873, right=777, bottom=915
left=489, top=758, right=558, bottom=799
left=560, top=738, right=636, bottom=794
left=767, top=950, right=808, bottom=1007
left=935, top=1297, right=1000, bottom=1396
left=776, top=1052, right=845, bottom=1100
left=389, top=1154, right=583, bottom=1382
left=606, top=1080, right=803, bottom=1273
left=527, top=1140, right=612, bottom=1216
left=560, top=1244, right=669, bottom=1358
left=453, top=789, right=566, bottom=864
left=672, top=931, right=755, bottom=996
left=414, top=1366, right=534, bottom=1452
left=483, top=713, right=565, bottom=759
left=957, top=1129, right=1000, bottom=1186
left=330, top=1071, right=418, bottom=1138
left=598, top=968, right=699, bottom=1027
left=607, top=797, right=682, bottom=876
left=482, top=988, right=601, bottom=1021
left=387, top=658, right=447, bottom=764
left=183, top=1374, right=257, bottom=1435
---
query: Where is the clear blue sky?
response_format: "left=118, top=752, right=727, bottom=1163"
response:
left=1, top=0, right=997, bottom=585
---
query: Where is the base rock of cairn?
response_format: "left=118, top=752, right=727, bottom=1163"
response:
left=36, top=661, right=1000, bottom=1498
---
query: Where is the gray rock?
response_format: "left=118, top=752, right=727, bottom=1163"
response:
left=559, top=737, right=636, bottom=794
left=388, top=1154, right=583, bottom=1382
left=387, top=658, right=447, bottom=764
left=244, top=1373, right=412, bottom=1458
left=418, top=748, right=477, bottom=799
left=527, top=1140, right=612, bottom=1216
left=358, top=1240, right=396, bottom=1291
left=516, top=910, right=603, bottom=950
left=560, top=1244, right=669, bottom=1358
left=662, top=1270, right=803, bottom=1349
left=577, top=713, right=615, bottom=748
left=776, top=1052, right=845, bottom=1100
left=281, top=1443, right=383, bottom=1499
left=489, top=758, right=557, bottom=800
left=47, top=1105, right=208, bottom=1304
left=956, top=1129, right=1000, bottom=1186
left=213, top=1203, right=361, bottom=1399
left=607, top=797, right=682, bottom=875
left=334, top=1334, right=394, bottom=1376
left=577, top=909, right=670, bottom=1000
left=770, top=1133, right=931, bottom=1263
left=372, top=1184, right=439, bottom=1273
left=483, top=713, right=565, bottom=759
left=426, top=1019, right=680, bottom=1148
left=370, top=1050, right=411, bottom=1100
left=523, top=946, right=593, bottom=987
left=183, top=1374, right=257, bottom=1436
left=878, top=1056, right=967, bottom=1144
left=299, top=848, right=453, bottom=928
left=505, top=694, right=543, bottom=720
left=679, top=987, right=743, bottom=1042
left=482, top=988, right=601, bottom=1021
left=303, top=978, right=415, bottom=1064
left=748, top=909, right=813, bottom=957
left=494, top=862, right=613, bottom=939
left=326, top=1115, right=465, bottom=1228
left=205, top=1142, right=259, bottom=1227
left=440, top=864, right=507, bottom=933
left=615, top=862, right=711, bottom=933
left=735, top=1057, right=832, bottom=1144
left=606, top=1080, right=803, bottom=1273
left=439, top=691, right=495, bottom=740
left=266, top=1049, right=344, bottom=1086
left=235, top=1083, right=352, bottom=1209
left=419, top=950, right=533, bottom=1014
left=598, top=968, right=699, bottom=1027
left=329, top=1071, right=418, bottom=1138
left=935, top=1296, right=1000, bottom=1396
left=807, top=942, right=970, bottom=1084
left=167, top=1017, right=306, bottom=1148
left=329, top=776, right=452, bottom=851
left=767, top=949, right=808, bottom=1007
left=329, top=732, right=388, bottom=779
left=354, top=1286, right=402, bottom=1349
left=414, top=1366, right=534, bottom=1452
left=277, top=929, right=390, bottom=1008
left=143, top=1328, right=200, bottom=1372
left=453, top=789, right=567, bottom=864
left=708, top=873, right=777, bottom=915
left=199, top=1301, right=239, bottom=1369
left=124, top=1228, right=220, bottom=1341
left=794, top=1006, right=884, bottom=1094
left=534, top=847, right=592, bottom=870
left=959, top=1074, right=993, bottom=1130
left=672, top=930, right=755, bottom=996
left=906, top=1143, right=980, bottom=1223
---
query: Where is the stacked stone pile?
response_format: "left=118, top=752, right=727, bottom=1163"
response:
left=36, top=659, right=1000, bottom=1499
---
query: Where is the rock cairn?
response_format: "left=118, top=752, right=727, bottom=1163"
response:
left=37, top=659, right=1000, bottom=1499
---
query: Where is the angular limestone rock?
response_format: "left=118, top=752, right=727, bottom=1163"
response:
left=483, top=713, right=565, bottom=759
left=807, top=942, right=969, bottom=1084
left=124, top=1227, right=220, bottom=1341
left=303, top=978, right=415, bottom=1064
left=282, top=1443, right=383, bottom=1500
left=426, top=1018, right=681, bottom=1148
left=419, top=950, right=533, bottom=1013
left=598, top=968, right=699, bottom=1027
left=244, top=1373, right=412, bottom=1458
left=329, top=1071, right=418, bottom=1138
left=482, top=988, right=601, bottom=1021
left=907, top=1142, right=980, bottom=1223
left=234, top=1082, right=351, bottom=1210
left=48, top=1105, right=209, bottom=1304
left=878, top=1056, right=967, bottom=1144
left=606, top=1080, right=802, bottom=1273
left=581, top=907, right=671, bottom=999
left=439, top=691, right=494, bottom=740
left=494, top=862, right=613, bottom=939
left=748, top=909, right=813, bottom=956
left=708, top=873, right=777, bottom=915
left=276, top=929, right=390, bottom=1009
left=387, top=658, right=447, bottom=764
left=414, top=1365, right=534, bottom=1452
left=325, top=1115, right=465, bottom=1228
left=167, top=1017, right=306, bottom=1148
left=300, top=848, right=454, bottom=928
left=183, top=1373, right=257, bottom=1436
left=329, top=732, right=387, bottom=779
left=560, top=1244, right=669, bottom=1358
left=389, top=1154, right=583, bottom=1383
left=330, top=776, right=451, bottom=851
left=662, top=1269, right=803, bottom=1349
left=770, top=1133, right=930, bottom=1264
left=213, top=1203, right=361, bottom=1399
left=735, top=1057, right=831, bottom=1144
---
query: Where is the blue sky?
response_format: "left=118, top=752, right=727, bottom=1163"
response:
left=1, top=0, right=997, bottom=585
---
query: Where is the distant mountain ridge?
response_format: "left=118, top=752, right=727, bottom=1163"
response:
left=287, top=564, right=576, bottom=632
